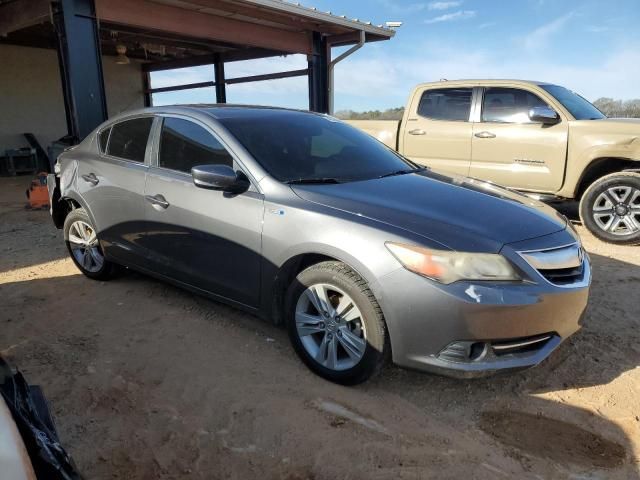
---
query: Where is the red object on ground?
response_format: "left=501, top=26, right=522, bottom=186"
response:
left=25, top=172, right=49, bottom=209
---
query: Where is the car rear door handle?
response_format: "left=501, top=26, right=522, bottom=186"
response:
left=474, top=131, right=496, bottom=139
left=408, top=129, right=426, bottom=135
left=145, top=194, right=170, bottom=209
left=81, top=173, right=99, bottom=185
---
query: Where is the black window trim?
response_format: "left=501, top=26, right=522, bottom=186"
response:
left=97, top=125, right=112, bottom=154
left=415, top=87, right=475, bottom=123
left=98, top=114, right=156, bottom=165
left=477, top=86, right=563, bottom=125
left=151, top=113, right=259, bottom=192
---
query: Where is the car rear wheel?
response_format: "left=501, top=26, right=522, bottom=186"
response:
left=580, top=172, right=640, bottom=245
left=285, top=261, right=388, bottom=385
left=63, top=208, right=119, bottom=280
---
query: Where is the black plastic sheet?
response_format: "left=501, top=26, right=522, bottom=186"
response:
left=0, top=357, right=82, bottom=480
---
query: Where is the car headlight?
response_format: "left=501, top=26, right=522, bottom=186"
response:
left=385, top=242, right=521, bottom=284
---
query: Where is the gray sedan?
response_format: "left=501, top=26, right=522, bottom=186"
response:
left=49, top=106, right=590, bottom=384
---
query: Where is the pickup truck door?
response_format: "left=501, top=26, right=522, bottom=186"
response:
left=400, top=87, right=473, bottom=176
left=469, top=86, right=568, bottom=192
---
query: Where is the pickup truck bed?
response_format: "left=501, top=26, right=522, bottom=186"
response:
left=347, top=120, right=398, bottom=150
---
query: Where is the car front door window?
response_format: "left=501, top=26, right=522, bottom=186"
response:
left=159, top=117, right=234, bottom=173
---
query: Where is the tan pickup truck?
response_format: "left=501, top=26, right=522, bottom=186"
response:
left=347, top=79, right=640, bottom=245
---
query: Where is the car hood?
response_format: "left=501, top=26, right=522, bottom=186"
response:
left=291, top=170, right=567, bottom=253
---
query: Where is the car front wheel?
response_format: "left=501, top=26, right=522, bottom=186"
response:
left=285, top=261, right=389, bottom=385
left=580, top=172, right=640, bottom=245
left=63, top=208, right=119, bottom=280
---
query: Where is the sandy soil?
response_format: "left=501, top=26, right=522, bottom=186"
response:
left=0, top=175, right=639, bottom=479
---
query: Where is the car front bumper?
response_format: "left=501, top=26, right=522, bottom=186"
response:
left=375, top=244, right=590, bottom=378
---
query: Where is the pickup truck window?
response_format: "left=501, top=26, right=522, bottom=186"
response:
left=540, top=84, right=606, bottom=120
left=417, top=88, right=472, bottom=122
left=481, top=87, right=549, bottom=123
left=218, top=110, right=415, bottom=184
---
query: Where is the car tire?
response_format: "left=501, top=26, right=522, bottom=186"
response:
left=285, top=261, right=389, bottom=385
left=579, top=172, right=640, bottom=245
left=63, top=208, right=119, bottom=280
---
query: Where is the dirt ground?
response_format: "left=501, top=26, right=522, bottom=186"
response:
left=0, top=175, right=638, bottom=480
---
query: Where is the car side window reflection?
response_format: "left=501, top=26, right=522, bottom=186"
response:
left=159, top=117, right=234, bottom=173
left=482, top=87, right=550, bottom=123
left=107, top=117, right=153, bottom=163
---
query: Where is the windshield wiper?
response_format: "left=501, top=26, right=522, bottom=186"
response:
left=286, top=177, right=342, bottom=185
left=378, top=167, right=427, bottom=179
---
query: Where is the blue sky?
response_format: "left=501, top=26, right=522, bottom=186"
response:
left=152, top=0, right=640, bottom=111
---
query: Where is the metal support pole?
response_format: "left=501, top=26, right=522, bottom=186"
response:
left=308, top=31, right=328, bottom=113
left=328, top=30, right=365, bottom=115
left=53, top=0, right=107, bottom=142
left=214, top=55, right=227, bottom=104
left=142, top=71, right=152, bottom=107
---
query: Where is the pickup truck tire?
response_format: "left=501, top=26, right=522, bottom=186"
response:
left=285, top=261, right=389, bottom=385
left=63, top=208, right=119, bottom=280
left=579, top=172, right=640, bottom=245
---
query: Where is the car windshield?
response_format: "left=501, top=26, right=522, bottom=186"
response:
left=540, top=84, right=606, bottom=120
left=216, top=109, right=417, bottom=183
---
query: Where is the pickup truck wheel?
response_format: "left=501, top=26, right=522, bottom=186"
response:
left=285, top=261, right=389, bottom=385
left=63, top=208, right=119, bottom=280
left=580, top=172, right=640, bottom=245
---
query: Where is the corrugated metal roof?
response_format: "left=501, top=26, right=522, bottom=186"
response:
left=149, top=0, right=395, bottom=41
left=243, top=0, right=395, bottom=36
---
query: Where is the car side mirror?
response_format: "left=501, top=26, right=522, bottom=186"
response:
left=528, top=106, right=560, bottom=125
left=191, top=164, right=250, bottom=193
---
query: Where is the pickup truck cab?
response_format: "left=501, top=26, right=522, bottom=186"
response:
left=348, top=80, right=640, bottom=245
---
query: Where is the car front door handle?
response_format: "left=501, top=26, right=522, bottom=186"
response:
left=81, top=173, right=99, bottom=185
left=408, top=129, right=426, bottom=135
left=145, top=194, right=170, bottom=209
left=474, top=131, right=496, bottom=139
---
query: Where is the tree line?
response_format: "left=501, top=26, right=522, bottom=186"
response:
left=335, top=99, right=640, bottom=120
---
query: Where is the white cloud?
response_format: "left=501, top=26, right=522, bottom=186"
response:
left=586, top=25, right=608, bottom=33
left=425, top=10, right=476, bottom=24
left=523, top=12, right=575, bottom=52
left=478, top=22, right=496, bottom=29
left=428, top=1, right=462, bottom=10
left=376, top=0, right=428, bottom=13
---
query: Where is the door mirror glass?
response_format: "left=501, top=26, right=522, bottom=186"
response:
left=528, top=106, right=560, bottom=125
left=191, top=164, right=249, bottom=193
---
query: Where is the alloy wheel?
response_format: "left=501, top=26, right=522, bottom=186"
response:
left=294, top=283, right=367, bottom=371
left=68, top=220, right=104, bottom=273
left=592, top=186, right=640, bottom=236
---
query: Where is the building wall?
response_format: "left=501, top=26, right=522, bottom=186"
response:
left=0, top=44, right=144, bottom=154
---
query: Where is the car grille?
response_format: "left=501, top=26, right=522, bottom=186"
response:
left=518, top=243, right=585, bottom=286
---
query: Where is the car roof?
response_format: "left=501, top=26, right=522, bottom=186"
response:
left=107, top=104, right=318, bottom=122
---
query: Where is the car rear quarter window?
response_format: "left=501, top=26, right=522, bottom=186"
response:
left=98, top=127, right=111, bottom=153
left=481, top=87, right=549, bottom=123
left=417, top=88, right=473, bottom=121
left=159, top=117, right=233, bottom=173
left=107, top=117, right=153, bottom=163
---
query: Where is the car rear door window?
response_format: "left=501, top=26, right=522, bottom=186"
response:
left=481, top=87, right=549, bottom=123
left=107, top=117, right=153, bottom=163
left=417, top=88, right=473, bottom=121
left=159, top=117, right=233, bottom=173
